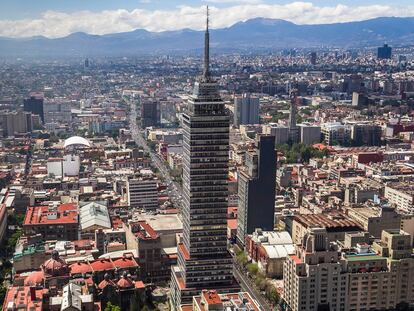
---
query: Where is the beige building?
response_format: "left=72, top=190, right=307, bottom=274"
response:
left=283, top=228, right=348, bottom=311
left=385, top=183, right=414, bottom=214
left=283, top=228, right=414, bottom=311
left=346, top=205, right=401, bottom=238
left=291, top=213, right=362, bottom=245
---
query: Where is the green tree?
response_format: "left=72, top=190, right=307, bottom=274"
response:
left=236, top=252, right=248, bottom=267
left=265, top=285, right=280, bottom=305
left=104, top=302, right=121, bottom=311
left=246, top=263, right=259, bottom=275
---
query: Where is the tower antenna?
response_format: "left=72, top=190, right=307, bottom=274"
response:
left=203, top=5, right=210, bottom=80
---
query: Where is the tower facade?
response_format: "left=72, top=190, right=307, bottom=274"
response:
left=236, top=135, right=276, bottom=246
left=170, top=8, right=238, bottom=308
left=288, top=90, right=299, bottom=144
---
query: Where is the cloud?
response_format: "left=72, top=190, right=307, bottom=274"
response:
left=0, top=2, right=414, bottom=38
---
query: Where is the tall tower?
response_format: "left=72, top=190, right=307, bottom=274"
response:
left=289, top=88, right=299, bottom=144
left=170, top=7, right=239, bottom=308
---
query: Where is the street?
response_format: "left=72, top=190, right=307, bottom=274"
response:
left=126, top=96, right=182, bottom=209
left=233, top=261, right=274, bottom=311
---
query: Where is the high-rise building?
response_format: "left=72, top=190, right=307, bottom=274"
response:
left=378, top=43, right=392, bottom=59
left=127, top=178, right=158, bottom=210
left=24, top=92, right=44, bottom=123
left=0, top=110, right=33, bottom=137
left=321, top=122, right=351, bottom=146
left=288, top=90, right=299, bottom=144
left=141, top=99, right=160, bottom=128
left=263, top=124, right=289, bottom=145
left=298, top=124, right=321, bottom=145
left=310, top=51, right=317, bottom=65
left=236, top=135, right=276, bottom=246
left=170, top=9, right=239, bottom=308
left=283, top=227, right=414, bottom=311
left=43, top=98, right=72, bottom=124
left=350, top=123, right=382, bottom=146
left=233, top=93, right=260, bottom=127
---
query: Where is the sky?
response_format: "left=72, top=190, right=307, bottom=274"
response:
left=0, top=0, right=414, bottom=38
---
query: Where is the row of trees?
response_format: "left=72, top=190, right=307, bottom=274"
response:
left=235, top=248, right=280, bottom=306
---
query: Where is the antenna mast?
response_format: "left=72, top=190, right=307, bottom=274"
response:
left=203, top=5, right=210, bottom=80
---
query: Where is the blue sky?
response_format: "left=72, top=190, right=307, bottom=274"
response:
left=0, top=0, right=413, bottom=38
left=2, top=0, right=413, bottom=19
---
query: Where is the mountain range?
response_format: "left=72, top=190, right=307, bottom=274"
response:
left=1, top=17, right=414, bottom=57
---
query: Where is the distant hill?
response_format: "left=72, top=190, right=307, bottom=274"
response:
left=1, top=17, right=414, bottom=57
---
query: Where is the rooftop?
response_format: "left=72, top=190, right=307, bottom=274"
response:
left=24, top=203, right=78, bottom=226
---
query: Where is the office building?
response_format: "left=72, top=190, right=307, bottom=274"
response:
left=233, top=93, right=260, bottom=127
left=321, top=122, right=351, bottom=146
left=24, top=92, right=44, bottom=123
left=171, top=13, right=238, bottom=308
left=236, top=135, right=276, bottom=246
left=0, top=110, right=33, bottom=137
left=43, top=99, right=72, bottom=124
left=310, top=51, right=317, bottom=65
left=350, top=123, right=382, bottom=146
left=264, top=124, right=289, bottom=145
left=127, top=178, right=159, bottom=210
left=288, top=91, right=299, bottom=144
left=299, top=124, right=321, bottom=145
left=141, top=99, right=160, bottom=128
left=378, top=43, right=392, bottom=59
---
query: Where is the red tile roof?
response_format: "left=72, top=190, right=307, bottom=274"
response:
left=24, top=203, right=78, bottom=226
left=89, top=259, right=114, bottom=271
left=70, top=262, right=93, bottom=275
left=2, top=286, right=43, bottom=311
left=112, top=256, right=139, bottom=269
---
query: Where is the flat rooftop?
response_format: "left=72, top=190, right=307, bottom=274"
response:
left=133, top=213, right=182, bottom=232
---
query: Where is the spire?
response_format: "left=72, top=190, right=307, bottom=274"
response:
left=203, top=5, right=210, bottom=80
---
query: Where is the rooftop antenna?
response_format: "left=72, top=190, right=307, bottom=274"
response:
left=203, top=5, right=210, bottom=80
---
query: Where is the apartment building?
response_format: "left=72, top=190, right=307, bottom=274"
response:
left=283, top=228, right=414, bottom=311
left=385, top=182, right=414, bottom=214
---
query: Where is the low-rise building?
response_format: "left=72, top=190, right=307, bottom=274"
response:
left=245, top=229, right=295, bottom=278
left=23, top=202, right=79, bottom=241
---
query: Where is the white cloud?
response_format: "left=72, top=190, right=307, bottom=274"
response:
left=0, top=2, right=414, bottom=38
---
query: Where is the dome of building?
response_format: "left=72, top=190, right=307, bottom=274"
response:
left=42, top=250, right=70, bottom=277
left=63, top=136, right=91, bottom=149
left=117, top=271, right=134, bottom=289
left=24, top=270, right=45, bottom=286
left=98, top=273, right=116, bottom=289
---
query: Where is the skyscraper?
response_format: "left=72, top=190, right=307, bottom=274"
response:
left=236, top=134, right=276, bottom=247
left=233, top=93, right=260, bottom=127
left=141, top=99, right=160, bottom=128
left=378, top=43, right=392, bottom=59
left=288, top=90, right=299, bottom=144
left=170, top=8, right=238, bottom=308
left=24, top=92, right=44, bottom=123
left=310, top=51, right=317, bottom=65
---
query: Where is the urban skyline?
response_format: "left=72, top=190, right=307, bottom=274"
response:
left=1, top=2, right=414, bottom=311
